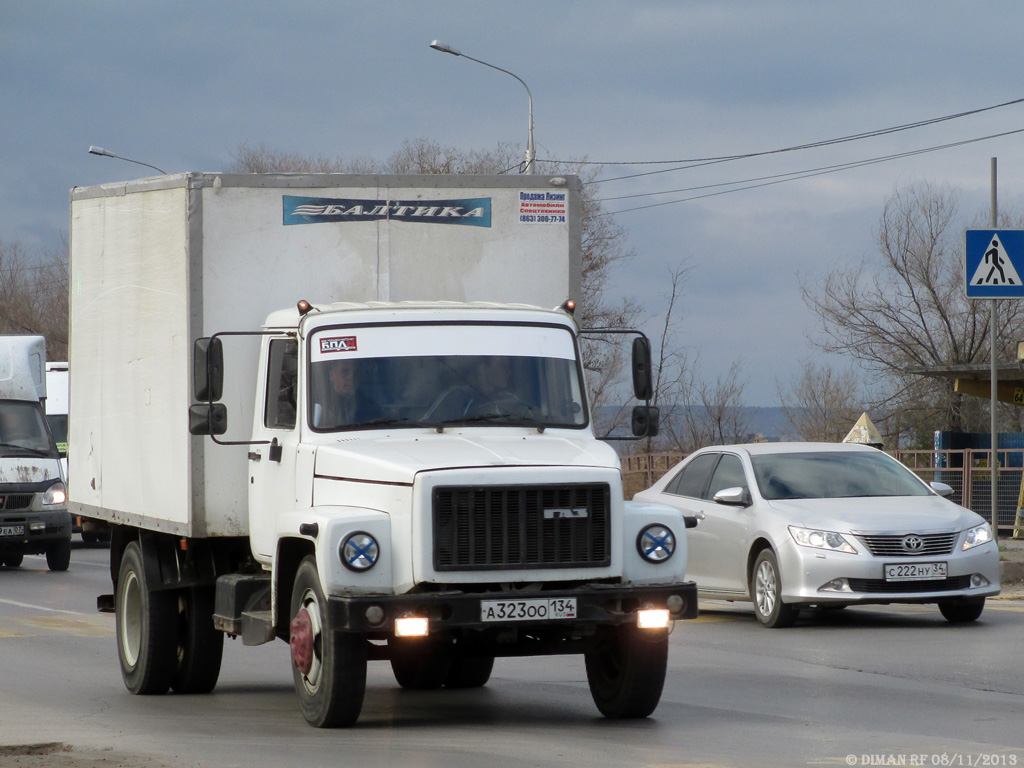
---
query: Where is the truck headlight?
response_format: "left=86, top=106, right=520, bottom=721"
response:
left=340, top=532, right=379, bottom=571
left=637, top=524, right=675, bottom=563
left=42, top=481, right=67, bottom=507
left=962, top=523, right=993, bottom=550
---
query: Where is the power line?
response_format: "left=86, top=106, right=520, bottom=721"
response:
left=599, top=127, right=1024, bottom=216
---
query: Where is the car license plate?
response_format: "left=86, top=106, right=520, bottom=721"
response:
left=884, top=562, right=948, bottom=581
left=480, top=597, right=577, bottom=622
left=0, top=523, right=26, bottom=537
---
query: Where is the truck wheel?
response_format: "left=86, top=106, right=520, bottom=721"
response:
left=938, top=598, right=986, bottom=623
left=751, top=549, right=798, bottom=628
left=116, top=541, right=177, bottom=695
left=45, top=538, right=72, bottom=572
left=388, top=635, right=451, bottom=689
left=290, top=556, right=366, bottom=727
left=171, top=586, right=224, bottom=694
left=3, top=552, right=24, bottom=568
left=444, top=650, right=494, bottom=689
left=585, top=623, right=668, bottom=719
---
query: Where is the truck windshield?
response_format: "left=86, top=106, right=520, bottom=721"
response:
left=308, top=324, right=587, bottom=431
left=0, top=400, right=59, bottom=458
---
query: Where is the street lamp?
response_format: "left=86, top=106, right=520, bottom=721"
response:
left=429, top=41, right=535, bottom=174
left=88, top=146, right=166, bottom=175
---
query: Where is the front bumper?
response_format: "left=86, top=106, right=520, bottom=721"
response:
left=327, top=581, right=699, bottom=633
left=778, top=540, right=1001, bottom=605
left=0, top=508, right=72, bottom=554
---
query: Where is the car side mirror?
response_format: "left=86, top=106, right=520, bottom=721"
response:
left=929, top=481, right=955, bottom=499
left=713, top=486, right=750, bottom=507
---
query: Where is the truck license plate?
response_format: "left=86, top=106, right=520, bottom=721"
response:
left=480, top=597, right=577, bottom=622
left=884, top=562, right=947, bottom=582
left=0, top=524, right=26, bottom=537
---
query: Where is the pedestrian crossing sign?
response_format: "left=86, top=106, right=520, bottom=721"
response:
left=965, top=229, right=1024, bottom=298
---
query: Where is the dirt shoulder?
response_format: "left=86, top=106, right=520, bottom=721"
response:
left=996, top=540, right=1024, bottom=599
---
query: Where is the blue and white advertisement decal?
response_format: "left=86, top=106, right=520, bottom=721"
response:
left=283, top=196, right=491, bottom=227
left=518, top=190, right=567, bottom=224
left=965, top=229, right=1024, bottom=298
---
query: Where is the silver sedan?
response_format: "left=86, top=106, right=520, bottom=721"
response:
left=634, top=442, right=1000, bottom=627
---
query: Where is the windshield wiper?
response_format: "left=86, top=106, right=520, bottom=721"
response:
left=434, top=414, right=547, bottom=433
left=0, top=442, right=52, bottom=457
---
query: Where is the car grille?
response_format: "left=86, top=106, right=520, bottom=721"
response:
left=0, top=494, right=33, bottom=510
left=847, top=576, right=972, bottom=594
left=855, top=532, right=959, bottom=557
left=432, top=483, right=611, bottom=571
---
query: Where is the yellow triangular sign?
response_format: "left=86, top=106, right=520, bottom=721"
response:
left=842, top=412, right=884, bottom=447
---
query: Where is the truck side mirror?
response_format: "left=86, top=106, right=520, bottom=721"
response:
left=193, top=337, right=224, bottom=402
left=189, top=403, right=228, bottom=436
left=631, top=405, right=659, bottom=437
left=632, top=337, right=653, bottom=401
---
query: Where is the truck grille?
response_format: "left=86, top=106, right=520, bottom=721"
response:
left=855, top=532, right=959, bottom=557
left=432, top=483, right=611, bottom=571
left=0, top=494, right=33, bottom=510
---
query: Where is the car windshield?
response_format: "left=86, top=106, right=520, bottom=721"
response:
left=0, top=400, right=59, bottom=458
left=307, top=323, right=587, bottom=431
left=750, top=451, right=931, bottom=500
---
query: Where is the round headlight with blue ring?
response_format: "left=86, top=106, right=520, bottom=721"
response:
left=637, top=524, right=675, bottom=563
left=341, top=531, right=379, bottom=571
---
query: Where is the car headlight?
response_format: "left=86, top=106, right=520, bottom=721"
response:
left=637, top=524, right=676, bottom=563
left=789, top=526, right=858, bottom=554
left=42, top=481, right=67, bottom=507
left=340, top=531, right=380, bottom=571
left=962, top=523, right=993, bottom=551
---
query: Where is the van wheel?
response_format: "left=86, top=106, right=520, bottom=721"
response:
left=116, top=541, right=177, bottom=694
left=46, top=538, right=72, bottom=572
left=3, top=552, right=24, bottom=568
left=171, top=586, right=224, bottom=693
left=751, top=549, right=797, bottom=628
left=290, top=556, right=366, bottom=727
left=585, top=623, right=668, bottom=718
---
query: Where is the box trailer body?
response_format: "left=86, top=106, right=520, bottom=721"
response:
left=69, top=173, right=695, bottom=727
left=0, top=337, right=71, bottom=570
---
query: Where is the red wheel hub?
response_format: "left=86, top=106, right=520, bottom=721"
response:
left=290, top=608, right=314, bottom=675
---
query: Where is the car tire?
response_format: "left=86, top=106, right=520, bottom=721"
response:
left=584, top=623, right=668, bottom=719
left=751, top=549, right=798, bottom=628
left=938, top=598, right=986, bottom=623
left=290, top=556, right=366, bottom=727
left=45, top=538, right=72, bottom=572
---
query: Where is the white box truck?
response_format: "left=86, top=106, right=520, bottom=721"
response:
left=69, top=173, right=696, bottom=727
left=0, top=336, right=71, bottom=570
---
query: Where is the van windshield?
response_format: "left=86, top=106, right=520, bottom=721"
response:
left=0, top=400, right=59, bottom=458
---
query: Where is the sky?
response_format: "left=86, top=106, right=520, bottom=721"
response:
left=3, top=1, right=1024, bottom=406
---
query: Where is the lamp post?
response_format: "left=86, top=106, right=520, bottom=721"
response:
left=429, top=41, right=535, bottom=174
left=88, top=146, right=166, bottom=175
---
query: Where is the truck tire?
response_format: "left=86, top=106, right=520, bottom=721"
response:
left=45, top=538, right=72, bottom=572
left=171, top=586, right=224, bottom=694
left=585, top=623, right=668, bottom=719
left=388, top=635, right=451, bottom=690
left=290, top=556, right=366, bottom=727
left=444, top=651, right=494, bottom=689
left=3, top=552, right=24, bottom=568
left=116, top=541, right=177, bottom=695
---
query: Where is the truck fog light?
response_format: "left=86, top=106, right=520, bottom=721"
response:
left=971, top=574, right=990, bottom=588
left=29, top=521, right=46, bottom=532
left=365, top=605, right=385, bottom=626
left=666, top=594, right=684, bottom=613
left=637, top=608, right=670, bottom=629
left=637, top=524, right=675, bottom=563
left=394, top=616, right=429, bottom=637
left=340, top=532, right=379, bottom=571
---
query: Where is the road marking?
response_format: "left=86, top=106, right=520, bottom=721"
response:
left=0, top=598, right=86, bottom=616
left=13, top=616, right=112, bottom=638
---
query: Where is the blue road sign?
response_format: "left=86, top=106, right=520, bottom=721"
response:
left=965, top=229, right=1024, bottom=298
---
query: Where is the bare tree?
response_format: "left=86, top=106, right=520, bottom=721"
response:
left=802, top=181, right=1024, bottom=445
left=777, top=361, right=864, bottom=441
left=0, top=239, right=68, bottom=359
left=667, top=361, right=751, bottom=451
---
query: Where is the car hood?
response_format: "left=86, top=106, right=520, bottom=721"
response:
left=0, top=457, right=61, bottom=484
left=314, top=431, right=618, bottom=485
left=764, top=495, right=984, bottom=534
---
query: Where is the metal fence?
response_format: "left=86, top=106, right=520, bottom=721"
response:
left=622, top=449, right=1022, bottom=534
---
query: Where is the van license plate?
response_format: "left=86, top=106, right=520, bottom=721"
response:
left=0, top=524, right=26, bottom=537
left=884, top=562, right=947, bottom=581
left=480, top=597, right=577, bottom=622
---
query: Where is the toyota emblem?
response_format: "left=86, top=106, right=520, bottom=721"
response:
left=901, top=534, right=924, bottom=552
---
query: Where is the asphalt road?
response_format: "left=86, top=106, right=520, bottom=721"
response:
left=2, top=544, right=1023, bottom=768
